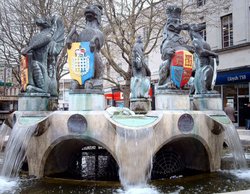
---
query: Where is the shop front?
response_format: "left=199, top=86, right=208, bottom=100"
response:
left=215, top=67, right=250, bottom=127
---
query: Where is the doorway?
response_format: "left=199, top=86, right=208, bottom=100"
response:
left=238, top=96, right=250, bottom=127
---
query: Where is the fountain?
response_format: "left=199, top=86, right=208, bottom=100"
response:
left=0, top=4, right=249, bottom=194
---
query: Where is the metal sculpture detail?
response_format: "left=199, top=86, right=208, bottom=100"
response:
left=130, top=36, right=151, bottom=99
left=21, top=15, right=65, bottom=96
left=188, top=23, right=219, bottom=94
left=158, top=5, right=194, bottom=90
left=67, top=4, right=104, bottom=91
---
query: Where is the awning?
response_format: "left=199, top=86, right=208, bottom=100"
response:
left=216, top=67, right=250, bottom=85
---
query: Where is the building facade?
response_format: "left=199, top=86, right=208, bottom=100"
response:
left=102, top=0, right=250, bottom=127
left=9, top=0, right=246, bottom=127
left=208, top=0, right=250, bottom=127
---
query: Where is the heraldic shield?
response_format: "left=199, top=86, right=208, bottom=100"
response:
left=67, top=42, right=95, bottom=85
left=20, top=55, right=29, bottom=91
left=170, top=50, right=193, bottom=88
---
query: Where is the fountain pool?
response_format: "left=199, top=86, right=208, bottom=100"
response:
left=1, top=170, right=250, bottom=194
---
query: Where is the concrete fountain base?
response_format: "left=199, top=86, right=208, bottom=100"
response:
left=1, top=108, right=231, bottom=184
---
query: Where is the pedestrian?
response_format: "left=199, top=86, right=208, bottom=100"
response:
left=224, top=103, right=235, bottom=123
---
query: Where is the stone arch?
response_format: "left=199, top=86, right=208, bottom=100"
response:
left=39, top=135, right=119, bottom=181
left=151, top=135, right=211, bottom=179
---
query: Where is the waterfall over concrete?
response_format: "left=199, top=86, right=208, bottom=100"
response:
left=115, top=127, right=155, bottom=187
left=224, top=124, right=247, bottom=169
left=0, top=123, right=11, bottom=152
left=1, top=123, right=37, bottom=177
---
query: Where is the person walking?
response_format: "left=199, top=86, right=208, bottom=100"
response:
left=224, top=103, right=235, bottom=123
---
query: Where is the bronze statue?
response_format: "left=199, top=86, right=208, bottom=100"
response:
left=158, top=5, right=193, bottom=89
left=67, top=4, right=104, bottom=91
left=21, top=15, right=65, bottom=96
left=130, top=36, right=151, bottom=99
left=188, top=23, right=219, bottom=94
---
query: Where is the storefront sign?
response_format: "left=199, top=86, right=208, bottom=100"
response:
left=216, top=68, right=250, bottom=85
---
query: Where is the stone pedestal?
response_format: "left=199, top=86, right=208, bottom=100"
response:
left=192, top=93, right=222, bottom=111
left=155, top=89, right=190, bottom=110
left=130, top=98, right=152, bottom=114
left=18, top=93, right=50, bottom=111
left=68, top=89, right=105, bottom=111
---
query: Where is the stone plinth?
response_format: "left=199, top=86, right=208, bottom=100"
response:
left=18, top=93, right=50, bottom=111
left=68, top=89, right=105, bottom=111
left=130, top=98, right=152, bottom=114
left=192, top=93, right=222, bottom=111
left=155, top=89, right=190, bottom=110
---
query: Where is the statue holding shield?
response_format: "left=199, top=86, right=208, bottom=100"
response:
left=21, top=15, right=65, bottom=96
left=158, top=5, right=194, bottom=90
left=67, top=4, right=104, bottom=92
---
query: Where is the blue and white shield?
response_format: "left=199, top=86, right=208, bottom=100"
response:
left=68, top=42, right=95, bottom=85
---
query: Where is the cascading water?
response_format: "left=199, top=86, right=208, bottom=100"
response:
left=224, top=124, right=247, bottom=169
left=0, top=122, right=11, bottom=152
left=1, top=122, right=37, bottom=177
left=115, top=126, right=155, bottom=189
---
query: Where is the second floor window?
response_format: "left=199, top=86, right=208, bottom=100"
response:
left=197, top=0, right=206, bottom=7
left=221, top=14, right=233, bottom=48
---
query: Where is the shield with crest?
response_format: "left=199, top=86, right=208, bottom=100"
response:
left=20, top=55, right=29, bottom=91
left=67, top=42, right=95, bottom=85
left=170, top=50, right=193, bottom=88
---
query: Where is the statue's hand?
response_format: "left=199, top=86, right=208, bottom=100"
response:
left=21, top=47, right=29, bottom=55
left=187, top=46, right=195, bottom=53
left=90, top=40, right=96, bottom=53
left=215, top=56, right=219, bottom=66
left=67, top=42, right=72, bottom=50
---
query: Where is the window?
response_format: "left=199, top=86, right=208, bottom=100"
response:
left=198, top=22, right=206, bottom=41
left=221, top=14, right=233, bottom=48
left=197, top=0, right=206, bottom=7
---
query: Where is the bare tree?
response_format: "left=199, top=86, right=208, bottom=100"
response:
left=96, top=0, right=231, bottom=107
left=97, top=0, right=166, bottom=107
left=0, top=0, right=231, bottom=107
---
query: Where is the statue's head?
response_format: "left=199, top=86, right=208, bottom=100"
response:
left=35, top=16, right=52, bottom=29
left=84, top=4, right=103, bottom=25
left=166, top=5, right=181, bottom=20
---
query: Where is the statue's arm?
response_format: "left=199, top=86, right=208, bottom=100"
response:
left=200, top=49, right=218, bottom=58
left=144, top=63, right=151, bottom=77
left=66, top=26, right=79, bottom=49
left=90, top=33, right=104, bottom=52
left=21, top=36, right=52, bottom=55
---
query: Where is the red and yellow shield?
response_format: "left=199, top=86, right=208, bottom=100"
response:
left=170, top=50, right=193, bottom=88
left=20, top=55, right=29, bottom=91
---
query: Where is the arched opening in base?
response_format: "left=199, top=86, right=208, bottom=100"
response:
left=151, top=137, right=210, bottom=180
left=43, top=139, right=119, bottom=181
